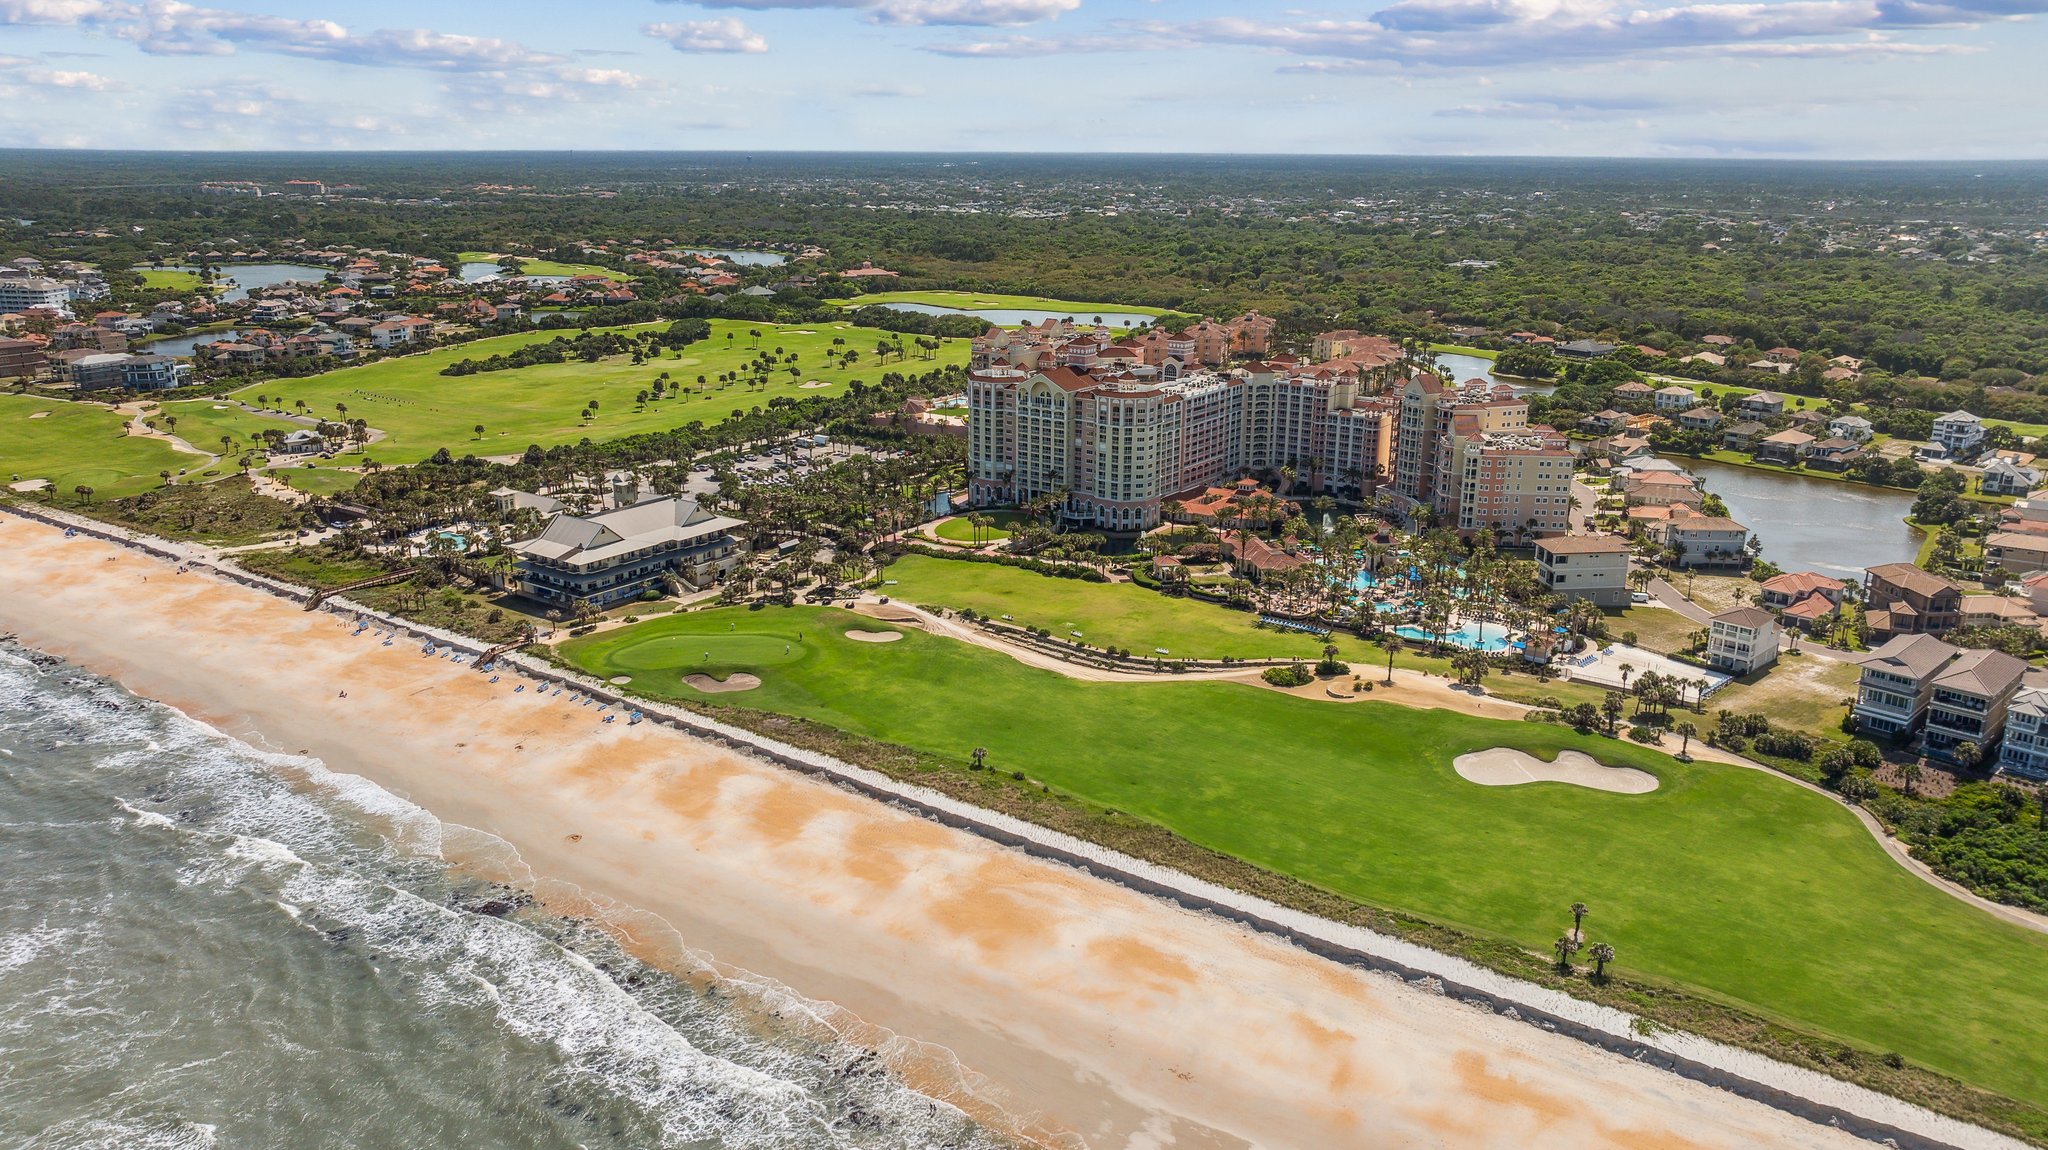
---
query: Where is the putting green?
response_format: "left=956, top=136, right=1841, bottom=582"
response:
left=560, top=605, right=2048, bottom=1111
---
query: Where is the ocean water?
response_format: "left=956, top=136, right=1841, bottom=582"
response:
left=0, top=645, right=1014, bottom=1150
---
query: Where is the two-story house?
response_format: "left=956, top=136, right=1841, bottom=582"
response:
left=1864, top=562, right=1962, bottom=637
left=1652, top=384, right=1697, bottom=411
left=1828, top=414, right=1875, bottom=443
left=1705, top=606, right=1779, bottom=675
left=1662, top=514, right=1750, bottom=569
left=1676, top=406, right=1722, bottom=432
left=1984, top=532, right=2048, bottom=576
left=1738, top=391, right=1787, bottom=418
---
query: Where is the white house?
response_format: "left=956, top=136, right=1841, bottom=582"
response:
left=1931, top=410, right=1985, bottom=459
left=1652, top=384, right=1697, bottom=411
left=1828, top=414, right=1875, bottom=443
left=1706, top=606, right=1779, bottom=675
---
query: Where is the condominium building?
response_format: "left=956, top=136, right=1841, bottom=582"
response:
left=1533, top=535, right=1631, bottom=607
left=0, top=275, right=73, bottom=317
left=0, top=337, right=45, bottom=380
left=508, top=494, right=747, bottom=608
left=966, top=363, right=1393, bottom=531
left=1393, top=373, right=1539, bottom=510
left=1432, top=416, right=1574, bottom=536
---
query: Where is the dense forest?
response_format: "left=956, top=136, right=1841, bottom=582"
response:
left=6, top=151, right=2047, bottom=373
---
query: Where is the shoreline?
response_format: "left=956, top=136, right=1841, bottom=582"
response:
left=0, top=504, right=2030, bottom=1150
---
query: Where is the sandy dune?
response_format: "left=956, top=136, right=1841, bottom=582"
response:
left=1454, top=748, right=1660, bottom=794
left=0, top=513, right=1965, bottom=1150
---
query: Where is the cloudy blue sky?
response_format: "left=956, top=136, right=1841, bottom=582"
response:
left=0, top=0, right=2040, bottom=157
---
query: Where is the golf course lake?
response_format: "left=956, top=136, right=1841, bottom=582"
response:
left=681, top=248, right=786, bottom=266
left=1687, top=455, right=1919, bottom=578
left=164, top=263, right=331, bottom=302
left=869, top=301, right=1158, bottom=328
left=140, top=328, right=249, bottom=357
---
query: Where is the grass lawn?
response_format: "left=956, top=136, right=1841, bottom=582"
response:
left=454, top=252, right=629, bottom=281
left=837, top=290, right=1169, bottom=320
left=269, top=466, right=365, bottom=497
left=147, top=400, right=305, bottom=460
left=930, top=510, right=1026, bottom=544
left=885, top=553, right=1329, bottom=658
left=560, top=604, right=2048, bottom=1110
left=1428, top=343, right=1497, bottom=359
left=131, top=266, right=206, bottom=293
left=0, top=394, right=196, bottom=499
left=1713, top=654, right=1861, bottom=737
left=1610, top=605, right=1703, bottom=654
left=231, top=319, right=967, bottom=464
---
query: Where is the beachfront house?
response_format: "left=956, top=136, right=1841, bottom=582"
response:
left=1923, top=649, right=2030, bottom=762
left=1705, top=607, right=1779, bottom=676
left=1996, top=686, right=2048, bottom=780
left=509, top=495, right=747, bottom=610
left=1533, top=535, right=1631, bottom=608
left=1852, top=634, right=1959, bottom=738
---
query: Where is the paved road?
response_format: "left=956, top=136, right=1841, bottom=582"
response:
left=1648, top=576, right=1712, bottom=623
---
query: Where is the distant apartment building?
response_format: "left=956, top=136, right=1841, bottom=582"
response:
left=0, top=275, right=73, bottom=317
left=1533, top=535, right=1631, bottom=607
left=1705, top=607, right=1779, bottom=676
left=966, top=363, right=1394, bottom=531
left=0, top=337, right=45, bottom=379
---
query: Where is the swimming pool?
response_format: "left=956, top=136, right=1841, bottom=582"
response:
left=1394, top=622, right=1516, bottom=652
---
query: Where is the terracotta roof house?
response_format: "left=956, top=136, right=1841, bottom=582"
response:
left=1864, top=563, right=1962, bottom=637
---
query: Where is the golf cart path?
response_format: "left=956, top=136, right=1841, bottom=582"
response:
left=860, top=597, right=2048, bottom=938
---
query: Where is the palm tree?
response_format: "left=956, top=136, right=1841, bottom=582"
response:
left=971, top=746, right=988, bottom=769
left=1553, top=934, right=1582, bottom=972
left=1570, top=901, right=1589, bottom=941
left=1618, top=662, right=1636, bottom=693
left=474, top=424, right=486, bottom=440
left=1377, top=634, right=1402, bottom=685
left=1901, top=759, right=1923, bottom=797
left=1601, top=691, right=1625, bottom=735
left=1676, top=721, right=1697, bottom=759
left=1589, top=942, right=1615, bottom=982
left=73, top=484, right=94, bottom=504
left=158, top=470, right=172, bottom=487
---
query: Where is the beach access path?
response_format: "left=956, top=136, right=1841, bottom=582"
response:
left=0, top=510, right=2028, bottom=1150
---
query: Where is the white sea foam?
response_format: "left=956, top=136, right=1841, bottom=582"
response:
left=16, top=1115, right=219, bottom=1150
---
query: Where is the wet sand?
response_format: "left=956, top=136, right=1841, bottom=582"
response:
left=0, top=514, right=1893, bottom=1150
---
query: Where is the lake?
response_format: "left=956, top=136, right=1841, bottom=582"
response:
left=1686, top=456, right=1919, bottom=578
left=459, top=262, right=570, bottom=285
left=681, top=248, right=786, bottom=266
left=1431, top=351, right=1556, bottom=395
left=164, top=264, right=331, bottom=302
left=140, top=328, right=248, bottom=357
left=866, top=301, right=1157, bottom=328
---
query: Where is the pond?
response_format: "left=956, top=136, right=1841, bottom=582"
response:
left=681, top=248, right=786, bottom=266
left=1686, top=456, right=1920, bottom=579
left=1430, top=351, right=1555, bottom=395
left=864, top=301, right=1157, bottom=328
left=459, top=262, right=570, bottom=285
left=139, top=328, right=248, bottom=357
left=164, top=264, right=331, bottom=302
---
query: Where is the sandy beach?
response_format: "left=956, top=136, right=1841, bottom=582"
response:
left=0, top=513, right=1900, bottom=1150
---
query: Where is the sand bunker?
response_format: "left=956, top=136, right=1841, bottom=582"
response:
left=608, top=676, right=632, bottom=684
left=27, top=411, right=49, bottom=419
left=682, top=672, right=760, bottom=693
left=844, top=629, right=903, bottom=644
left=1453, top=748, right=1658, bottom=794
left=9, top=479, right=50, bottom=492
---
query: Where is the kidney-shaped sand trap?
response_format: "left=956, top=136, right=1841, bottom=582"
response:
left=1452, top=748, right=1659, bottom=794
left=843, top=629, right=903, bottom=643
left=683, top=672, right=761, bottom=693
